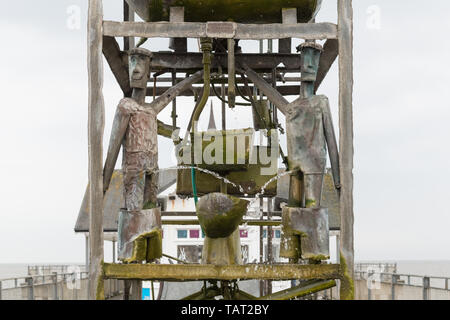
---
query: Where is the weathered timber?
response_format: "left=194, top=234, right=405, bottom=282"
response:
left=315, top=39, right=339, bottom=93
left=103, top=263, right=342, bottom=281
left=161, top=219, right=281, bottom=227
left=123, top=1, right=135, bottom=51
left=149, top=52, right=301, bottom=72
left=87, top=0, right=105, bottom=300
left=102, top=36, right=131, bottom=97
left=258, top=280, right=336, bottom=300
left=338, top=0, right=354, bottom=300
left=103, top=21, right=338, bottom=40
left=126, top=0, right=321, bottom=23
left=147, top=85, right=301, bottom=97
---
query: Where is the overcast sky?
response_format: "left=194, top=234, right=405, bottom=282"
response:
left=0, top=0, right=449, bottom=263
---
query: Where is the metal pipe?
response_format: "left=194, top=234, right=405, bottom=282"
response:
left=190, top=38, right=212, bottom=204
left=258, top=280, right=336, bottom=300
left=227, top=38, right=236, bottom=108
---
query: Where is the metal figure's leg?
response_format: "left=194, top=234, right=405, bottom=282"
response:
left=288, top=171, right=304, bottom=207
left=143, top=171, right=159, bottom=209
left=123, top=169, right=145, bottom=211
left=304, top=174, right=324, bottom=208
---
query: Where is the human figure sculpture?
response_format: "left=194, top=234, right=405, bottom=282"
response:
left=103, top=47, right=203, bottom=262
left=241, top=42, right=340, bottom=261
left=285, top=42, right=340, bottom=208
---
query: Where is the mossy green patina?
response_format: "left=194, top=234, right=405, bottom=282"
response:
left=144, top=0, right=320, bottom=23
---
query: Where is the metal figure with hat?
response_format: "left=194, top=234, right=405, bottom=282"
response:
left=102, top=47, right=203, bottom=263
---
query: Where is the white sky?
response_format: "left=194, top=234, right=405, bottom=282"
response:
left=0, top=0, right=449, bottom=263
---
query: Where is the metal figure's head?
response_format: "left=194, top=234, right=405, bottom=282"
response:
left=298, top=42, right=323, bottom=82
left=128, top=48, right=152, bottom=89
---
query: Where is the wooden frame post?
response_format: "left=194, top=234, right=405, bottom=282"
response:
left=88, top=0, right=105, bottom=300
left=337, top=0, right=354, bottom=300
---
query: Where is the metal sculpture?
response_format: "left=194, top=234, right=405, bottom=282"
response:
left=86, top=0, right=354, bottom=301
left=102, top=47, right=203, bottom=262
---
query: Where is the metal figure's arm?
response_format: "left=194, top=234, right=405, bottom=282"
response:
left=240, top=64, right=289, bottom=115
left=147, top=70, right=204, bottom=114
left=321, top=97, right=341, bottom=190
left=103, top=100, right=132, bottom=194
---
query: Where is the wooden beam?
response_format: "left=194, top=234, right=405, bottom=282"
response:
left=149, top=52, right=301, bottom=73
left=102, top=36, right=132, bottom=97
left=103, top=263, right=342, bottom=281
left=123, top=1, right=135, bottom=51
left=147, top=85, right=301, bottom=97
left=338, top=0, right=354, bottom=300
left=315, top=38, right=339, bottom=93
left=103, top=21, right=338, bottom=40
left=87, top=0, right=105, bottom=300
left=161, top=219, right=282, bottom=227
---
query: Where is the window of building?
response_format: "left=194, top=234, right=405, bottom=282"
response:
left=177, top=229, right=188, bottom=239
left=189, top=229, right=200, bottom=239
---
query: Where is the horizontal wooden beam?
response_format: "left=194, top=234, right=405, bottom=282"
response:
left=103, top=21, right=338, bottom=40
left=103, top=263, right=342, bottom=281
left=150, top=52, right=301, bottom=72
left=161, top=219, right=281, bottom=227
left=148, top=85, right=300, bottom=97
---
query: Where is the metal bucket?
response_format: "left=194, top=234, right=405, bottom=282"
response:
left=126, top=0, right=322, bottom=23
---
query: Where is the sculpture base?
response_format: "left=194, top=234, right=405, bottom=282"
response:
left=118, top=208, right=162, bottom=263
left=280, top=207, right=329, bottom=261
left=202, top=229, right=243, bottom=265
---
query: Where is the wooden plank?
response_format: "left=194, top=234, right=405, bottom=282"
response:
left=149, top=52, right=302, bottom=73
left=338, top=0, right=354, bottom=300
left=123, top=1, right=135, bottom=51
left=102, top=36, right=132, bottom=97
left=87, top=0, right=105, bottom=300
left=315, top=38, right=339, bottom=93
left=161, top=219, right=281, bottom=227
left=147, top=85, right=301, bottom=97
left=103, top=263, right=342, bottom=281
left=103, top=21, right=338, bottom=40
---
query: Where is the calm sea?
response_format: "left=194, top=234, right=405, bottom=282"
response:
left=1, top=261, right=449, bottom=280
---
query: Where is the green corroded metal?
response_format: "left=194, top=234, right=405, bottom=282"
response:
left=257, top=279, right=336, bottom=300
left=128, top=0, right=321, bottom=23
left=339, top=253, right=355, bottom=300
left=176, top=147, right=278, bottom=197
left=161, top=219, right=281, bottom=226
left=197, top=193, right=248, bottom=238
left=102, top=263, right=341, bottom=281
left=121, top=229, right=163, bottom=263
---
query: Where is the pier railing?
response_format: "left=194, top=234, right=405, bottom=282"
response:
left=355, top=270, right=450, bottom=300
left=0, top=271, right=122, bottom=300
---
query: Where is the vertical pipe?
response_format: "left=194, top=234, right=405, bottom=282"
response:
left=337, top=0, right=354, bottom=301
left=172, top=71, right=177, bottom=129
left=88, top=0, right=105, bottom=300
left=227, top=38, right=236, bottom=108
